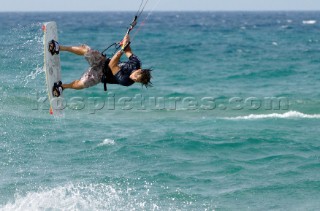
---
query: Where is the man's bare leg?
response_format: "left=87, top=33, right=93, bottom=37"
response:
left=58, top=45, right=89, bottom=90
left=60, top=45, right=89, bottom=56
left=62, top=80, right=85, bottom=90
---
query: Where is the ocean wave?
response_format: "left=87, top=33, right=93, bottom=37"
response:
left=302, top=20, right=317, bottom=25
left=0, top=183, right=159, bottom=211
left=224, top=111, right=320, bottom=120
left=0, top=182, right=206, bottom=211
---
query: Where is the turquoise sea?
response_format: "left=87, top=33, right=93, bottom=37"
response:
left=1, top=11, right=320, bottom=210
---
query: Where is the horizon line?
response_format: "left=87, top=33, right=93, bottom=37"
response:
left=0, top=10, right=320, bottom=13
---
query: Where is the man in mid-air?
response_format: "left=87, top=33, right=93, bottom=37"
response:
left=49, top=34, right=152, bottom=97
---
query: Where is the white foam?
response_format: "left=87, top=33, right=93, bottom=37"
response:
left=302, top=20, right=317, bottom=25
left=224, top=111, right=320, bottom=120
left=98, top=139, right=115, bottom=146
left=1, top=183, right=159, bottom=211
left=1, top=184, right=114, bottom=211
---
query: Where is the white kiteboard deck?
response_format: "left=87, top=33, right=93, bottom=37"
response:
left=42, top=21, right=64, bottom=116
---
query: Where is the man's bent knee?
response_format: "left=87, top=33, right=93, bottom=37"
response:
left=81, top=45, right=91, bottom=54
left=74, top=80, right=86, bottom=90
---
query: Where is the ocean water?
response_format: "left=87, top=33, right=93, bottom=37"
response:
left=0, top=11, right=320, bottom=210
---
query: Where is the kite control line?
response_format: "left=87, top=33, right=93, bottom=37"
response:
left=101, top=0, right=150, bottom=56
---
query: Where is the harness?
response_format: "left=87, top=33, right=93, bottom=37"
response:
left=101, top=57, right=111, bottom=91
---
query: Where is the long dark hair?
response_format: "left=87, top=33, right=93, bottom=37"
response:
left=140, top=69, right=153, bottom=88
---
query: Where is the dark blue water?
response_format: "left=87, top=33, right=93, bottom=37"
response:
left=0, top=12, right=320, bottom=210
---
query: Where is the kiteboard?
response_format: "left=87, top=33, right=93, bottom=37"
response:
left=42, top=21, right=64, bottom=116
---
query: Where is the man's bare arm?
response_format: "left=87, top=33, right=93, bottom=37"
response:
left=108, top=34, right=133, bottom=75
left=108, top=50, right=122, bottom=75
